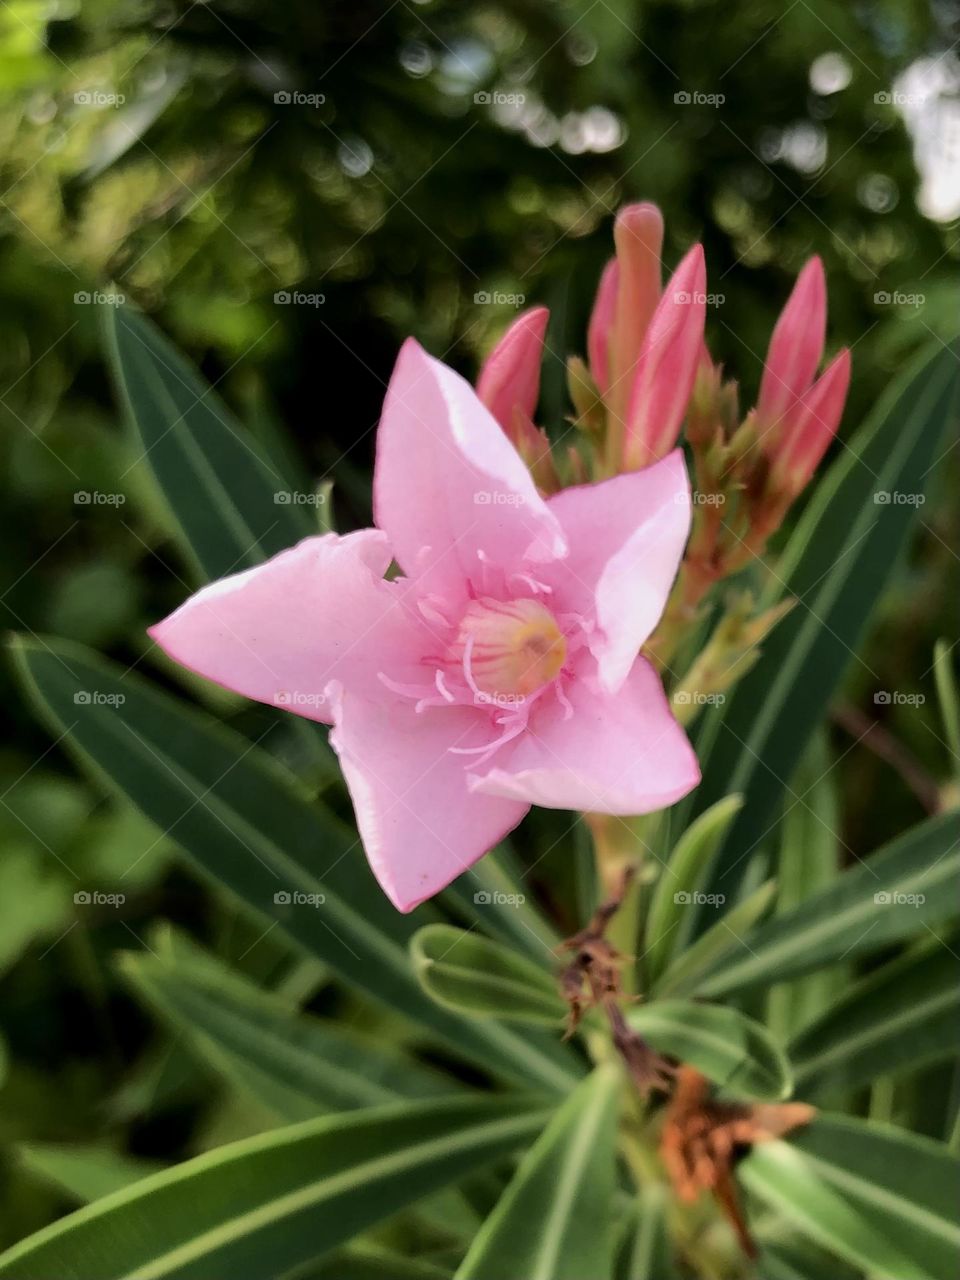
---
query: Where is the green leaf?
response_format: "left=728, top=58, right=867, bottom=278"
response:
left=0, top=1098, right=551, bottom=1280
left=118, top=927, right=459, bottom=1120
left=693, top=340, right=959, bottom=903
left=652, top=880, right=776, bottom=998
left=307, top=1244, right=452, bottom=1279
left=455, top=1066, right=621, bottom=1280
left=615, top=1186, right=677, bottom=1280
left=643, top=794, right=743, bottom=984
left=697, top=812, right=960, bottom=997
left=767, top=734, right=844, bottom=1038
left=741, top=1113, right=960, bottom=1280
left=103, top=304, right=312, bottom=582
left=627, top=1000, right=792, bottom=1101
left=933, top=638, right=960, bottom=774
left=791, top=943, right=960, bottom=1098
left=15, top=1144, right=164, bottom=1204
left=440, top=846, right=561, bottom=965
left=10, top=635, right=579, bottom=1093
left=410, top=925, right=567, bottom=1027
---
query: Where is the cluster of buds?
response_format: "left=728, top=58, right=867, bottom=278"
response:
left=475, top=202, right=851, bottom=678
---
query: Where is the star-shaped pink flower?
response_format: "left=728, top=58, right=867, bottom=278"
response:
left=149, top=340, right=700, bottom=911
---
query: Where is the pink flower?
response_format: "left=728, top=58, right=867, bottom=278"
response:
left=586, top=203, right=707, bottom=471
left=755, top=257, right=851, bottom=498
left=149, top=341, right=699, bottom=912
left=476, top=305, right=549, bottom=445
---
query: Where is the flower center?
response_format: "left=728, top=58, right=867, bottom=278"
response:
left=451, top=597, right=567, bottom=699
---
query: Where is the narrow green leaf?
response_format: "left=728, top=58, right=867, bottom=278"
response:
left=653, top=881, right=776, bottom=998
left=628, top=1000, right=792, bottom=1101
left=16, top=1145, right=164, bottom=1205
left=767, top=734, right=844, bottom=1038
left=118, top=927, right=459, bottom=1120
left=0, top=1098, right=551, bottom=1280
left=455, top=1066, right=621, bottom=1280
left=103, top=305, right=312, bottom=582
left=933, top=638, right=960, bottom=774
left=741, top=1114, right=960, bottom=1280
left=307, top=1244, right=452, bottom=1279
left=694, top=340, right=959, bottom=903
left=10, top=636, right=579, bottom=1093
left=615, top=1186, right=677, bottom=1280
left=698, top=812, right=960, bottom=997
left=644, top=794, right=743, bottom=983
left=440, top=845, right=560, bottom=964
left=791, top=943, right=960, bottom=1098
left=411, top=925, right=567, bottom=1026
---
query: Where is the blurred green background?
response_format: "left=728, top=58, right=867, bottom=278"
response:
left=0, top=0, right=957, bottom=1245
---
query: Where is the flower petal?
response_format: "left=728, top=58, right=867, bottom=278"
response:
left=329, top=690, right=529, bottom=911
left=542, top=451, right=691, bottom=693
left=374, top=339, right=566, bottom=598
left=476, top=305, right=549, bottom=437
left=757, top=256, right=826, bottom=430
left=149, top=530, right=426, bottom=724
left=471, top=658, right=699, bottom=814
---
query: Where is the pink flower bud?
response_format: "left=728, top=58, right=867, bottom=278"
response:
left=756, top=257, right=826, bottom=437
left=623, top=244, right=707, bottom=470
left=587, top=258, right=618, bottom=394
left=608, top=203, right=664, bottom=425
left=770, top=347, right=851, bottom=498
left=476, top=305, right=549, bottom=441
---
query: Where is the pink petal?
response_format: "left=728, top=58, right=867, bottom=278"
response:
left=471, top=658, right=699, bottom=815
left=772, top=347, right=851, bottom=496
left=757, top=257, right=826, bottom=431
left=149, top=531, right=426, bottom=725
left=329, top=689, right=528, bottom=911
left=587, top=258, right=619, bottom=394
left=623, top=244, right=706, bottom=469
left=541, top=451, right=691, bottom=694
left=476, top=306, right=549, bottom=438
left=374, top=339, right=566, bottom=598
left=608, top=203, right=664, bottom=425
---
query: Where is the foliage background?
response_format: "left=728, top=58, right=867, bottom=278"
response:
left=0, top=0, right=957, bottom=1251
